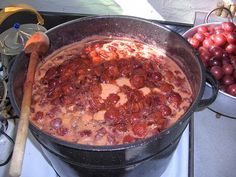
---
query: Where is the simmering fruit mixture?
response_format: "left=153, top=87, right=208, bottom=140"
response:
left=30, top=37, right=193, bottom=145
left=187, top=22, right=236, bottom=96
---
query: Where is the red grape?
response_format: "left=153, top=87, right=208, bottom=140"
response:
left=210, top=66, right=224, bottom=80
left=226, top=84, right=236, bottom=96
left=223, top=64, right=234, bottom=75
left=222, top=22, right=235, bottom=32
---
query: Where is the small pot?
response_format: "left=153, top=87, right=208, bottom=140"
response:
left=183, top=22, right=236, bottom=118
left=9, top=16, right=218, bottom=177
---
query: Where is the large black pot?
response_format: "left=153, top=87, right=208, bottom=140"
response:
left=9, top=16, right=218, bottom=177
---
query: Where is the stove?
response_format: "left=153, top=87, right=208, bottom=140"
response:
left=0, top=11, right=193, bottom=177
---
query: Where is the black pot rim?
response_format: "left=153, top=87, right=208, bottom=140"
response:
left=9, top=15, right=205, bottom=151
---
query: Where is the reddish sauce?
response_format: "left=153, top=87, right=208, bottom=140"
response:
left=30, top=37, right=193, bottom=146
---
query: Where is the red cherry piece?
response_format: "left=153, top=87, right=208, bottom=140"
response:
left=79, top=130, right=92, bottom=137
left=150, top=72, right=162, bottom=82
left=107, top=65, right=119, bottom=78
left=62, top=84, right=75, bottom=95
left=159, top=82, right=174, bottom=93
left=34, top=111, right=44, bottom=121
left=104, top=108, right=121, bottom=125
left=57, top=127, right=68, bottom=136
left=107, top=93, right=120, bottom=105
left=130, top=112, right=141, bottom=124
left=130, top=75, right=145, bottom=89
left=123, top=135, right=135, bottom=144
left=167, top=92, right=182, bottom=107
left=132, top=123, right=147, bottom=137
left=159, top=105, right=172, bottom=116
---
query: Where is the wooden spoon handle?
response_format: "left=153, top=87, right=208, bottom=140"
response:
left=9, top=51, right=39, bottom=177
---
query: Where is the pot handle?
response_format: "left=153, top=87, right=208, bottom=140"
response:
left=197, top=71, right=219, bottom=109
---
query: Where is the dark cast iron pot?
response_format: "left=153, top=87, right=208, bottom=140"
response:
left=9, top=16, right=218, bottom=177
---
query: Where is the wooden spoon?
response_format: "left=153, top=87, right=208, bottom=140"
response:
left=9, top=32, right=50, bottom=177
